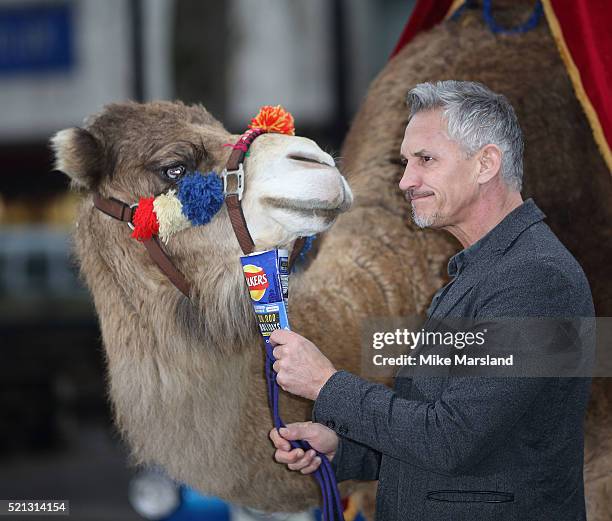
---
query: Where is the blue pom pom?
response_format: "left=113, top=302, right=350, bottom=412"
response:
left=177, top=171, right=224, bottom=226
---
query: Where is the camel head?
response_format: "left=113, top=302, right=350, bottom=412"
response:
left=47, top=101, right=354, bottom=501
left=51, top=101, right=352, bottom=253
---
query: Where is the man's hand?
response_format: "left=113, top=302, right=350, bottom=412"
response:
left=269, top=421, right=339, bottom=474
left=269, top=329, right=337, bottom=401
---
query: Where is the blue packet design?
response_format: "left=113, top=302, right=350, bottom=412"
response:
left=240, top=249, right=290, bottom=345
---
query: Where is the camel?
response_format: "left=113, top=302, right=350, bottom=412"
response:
left=50, top=2, right=611, bottom=520
left=51, top=100, right=358, bottom=512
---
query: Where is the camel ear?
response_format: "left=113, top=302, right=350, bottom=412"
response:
left=50, top=127, right=109, bottom=190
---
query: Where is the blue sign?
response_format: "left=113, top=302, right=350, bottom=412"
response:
left=0, top=3, right=74, bottom=75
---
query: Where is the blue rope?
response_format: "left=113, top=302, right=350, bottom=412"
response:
left=291, top=235, right=318, bottom=273
left=483, top=0, right=543, bottom=34
left=451, top=0, right=543, bottom=35
left=264, top=342, right=345, bottom=521
left=299, top=235, right=317, bottom=262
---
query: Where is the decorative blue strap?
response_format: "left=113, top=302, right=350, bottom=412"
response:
left=452, top=0, right=543, bottom=35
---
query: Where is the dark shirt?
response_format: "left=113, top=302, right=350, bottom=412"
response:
left=425, top=238, right=477, bottom=317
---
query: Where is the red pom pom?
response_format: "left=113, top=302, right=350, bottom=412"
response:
left=131, top=196, right=159, bottom=241
left=249, top=105, right=295, bottom=135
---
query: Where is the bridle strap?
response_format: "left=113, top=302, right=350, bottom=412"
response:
left=141, top=237, right=191, bottom=297
left=93, top=190, right=307, bottom=299
left=92, top=193, right=191, bottom=298
left=91, top=126, right=310, bottom=298
left=226, top=128, right=263, bottom=170
left=222, top=128, right=264, bottom=255
left=225, top=193, right=255, bottom=254
left=222, top=128, right=308, bottom=261
left=93, top=193, right=134, bottom=223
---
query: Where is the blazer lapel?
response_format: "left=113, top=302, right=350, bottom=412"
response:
left=432, top=267, right=482, bottom=319
left=431, top=199, right=546, bottom=321
left=409, top=268, right=485, bottom=382
left=405, top=200, right=547, bottom=380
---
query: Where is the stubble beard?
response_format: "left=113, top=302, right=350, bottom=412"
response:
left=411, top=205, right=441, bottom=228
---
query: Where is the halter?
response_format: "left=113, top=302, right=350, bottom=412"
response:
left=222, top=127, right=306, bottom=262
left=93, top=126, right=306, bottom=298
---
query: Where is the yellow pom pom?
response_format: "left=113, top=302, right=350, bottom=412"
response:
left=153, top=190, right=191, bottom=243
left=249, top=105, right=295, bottom=135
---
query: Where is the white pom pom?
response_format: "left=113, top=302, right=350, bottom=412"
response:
left=153, top=190, right=191, bottom=243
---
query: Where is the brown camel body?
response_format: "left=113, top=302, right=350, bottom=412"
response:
left=51, top=2, right=611, bottom=519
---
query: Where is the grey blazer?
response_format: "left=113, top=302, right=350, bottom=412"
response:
left=312, top=199, right=594, bottom=521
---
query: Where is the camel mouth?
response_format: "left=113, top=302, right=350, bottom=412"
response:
left=262, top=198, right=343, bottom=223
left=262, top=178, right=353, bottom=216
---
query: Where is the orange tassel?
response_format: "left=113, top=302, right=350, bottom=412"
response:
left=131, top=196, right=159, bottom=241
left=249, top=105, right=295, bottom=135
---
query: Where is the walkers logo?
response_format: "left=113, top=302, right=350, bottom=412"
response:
left=243, top=264, right=269, bottom=301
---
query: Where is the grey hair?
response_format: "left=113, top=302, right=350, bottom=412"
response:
left=407, top=80, right=523, bottom=191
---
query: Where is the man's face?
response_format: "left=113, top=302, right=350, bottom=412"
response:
left=399, top=109, right=480, bottom=229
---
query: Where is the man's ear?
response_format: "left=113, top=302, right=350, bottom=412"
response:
left=50, top=127, right=110, bottom=190
left=476, top=144, right=503, bottom=185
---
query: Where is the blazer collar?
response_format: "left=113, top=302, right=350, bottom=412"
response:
left=430, top=198, right=546, bottom=320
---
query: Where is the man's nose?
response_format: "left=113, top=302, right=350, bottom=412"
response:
left=399, top=164, right=421, bottom=192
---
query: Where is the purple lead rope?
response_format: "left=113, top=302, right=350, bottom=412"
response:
left=264, top=342, right=345, bottom=521
left=267, top=356, right=342, bottom=521
left=266, top=353, right=335, bottom=521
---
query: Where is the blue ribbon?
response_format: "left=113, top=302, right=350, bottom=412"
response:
left=451, top=0, right=543, bottom=35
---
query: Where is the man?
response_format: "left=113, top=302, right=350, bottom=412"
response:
left=268, top=80, right=594, bottom=520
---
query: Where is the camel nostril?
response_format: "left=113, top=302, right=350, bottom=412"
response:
left=287, top=154, right=334, bottom=167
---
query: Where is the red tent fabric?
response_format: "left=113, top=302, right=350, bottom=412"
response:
left=390, top=0, right=612, bottom=172
left=542, top=0, right=612, bottom=172
left=389, top=0, right=454, bottom=58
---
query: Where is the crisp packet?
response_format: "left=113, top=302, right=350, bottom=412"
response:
left=240, top=249, right=290, bottom=345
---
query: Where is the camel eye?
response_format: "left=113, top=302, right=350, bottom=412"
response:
left=163, top=165, right=186, bottom=180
